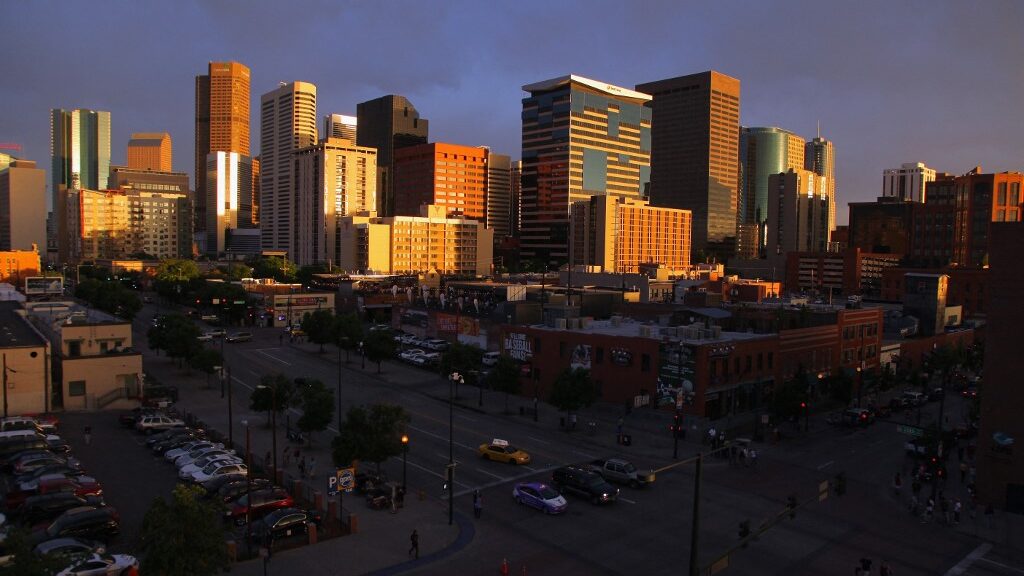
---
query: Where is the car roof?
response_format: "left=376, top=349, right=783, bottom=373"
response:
left=519, top=481, right=549, bottom=490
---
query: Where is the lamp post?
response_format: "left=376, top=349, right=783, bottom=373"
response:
left=447, top=371, right=459, bottom=526
left=2, top=354, right=14, bottom=418
left=226, top=366, right=234, bottom=447
left=359, top=341, right=365, bottom=370
left=241, top=419, right=252, bottom=550
left=256, top=383, right=278, bottom=477
left=337, top=339, right=343, bottom=434
left=401, top=434, right=409, bottom=492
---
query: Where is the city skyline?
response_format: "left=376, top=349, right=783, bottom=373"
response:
left=2, top=2, right=1023, bottom=225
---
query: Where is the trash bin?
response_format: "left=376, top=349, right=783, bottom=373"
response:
left=621, top=434, right=632, bottom=446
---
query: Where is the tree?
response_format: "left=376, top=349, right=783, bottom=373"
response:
left=488, top=355, right=522, bottom=413
left=190, top=348, right=223, bottom=388
left=225, top=262, right=254, bottom=281
left=363, top=330, right=396, bottom=373
left=75, top=278, right=142, bottom=319
left=439, top=342, right=483, bottom=382
left=194, top=281, right=249, bottom=325
left=154, top=258, right=200, bottom=302
left=331, top=403, right=410, bottom=473
left=548, top=368, right=598, bottom=422
left=296, top=263, right=329, bottom=286
left=301, top=309, right=336, bottom=353
left=0, top=527, right=64, bottom=575
left=160, top=315, right=203, bottom=368
left=252, top=256, right=297, bottom=283
left=139, top=484, right=228, bottom=576
left=333, top=313, right=363, bottom=363
left=249, top=373, right=298, bottom=426
left=296, top=378, right=335, bottom=445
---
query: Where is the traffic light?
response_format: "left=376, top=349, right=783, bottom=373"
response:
left=834, top=472, right=846, bottom=496
left=799, top=401, right=807, bottom=409
left=671, top=413, right=683, bottom=438
left=786, top=494, right=797, bottom=519
left=738, top=519, right=750, bottom=539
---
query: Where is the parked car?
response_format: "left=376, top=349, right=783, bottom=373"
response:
left=927, top=387, right=945, bottom=402
left=12, top=454, right=83, bottom=477
left=179, top=454, right=241, bottom=481
left=843, top=408, right=874, bottom=427
left=962, top=387, right=978, bottom=399
left=0, top=417, right=44, bottom=434
left=398, top=349, right=426, bottom=364
left=146, top=426, right=196, bottom=447
left=196, top=334, right=213, bottom=343
left=33, top=536, right=105, bottom=560
left=478, top=439, right=531, bottom=464
left=226, top=332, right=253, bottom=343
left=200, top=472, right=248, bottom=497
left=587, top=458, right=655, bottom=488
left=56, top=552, right=139, bottom=576
left=135, top=415, right=185, bottom=435
left=29, top=506, right=120, bottom=545
left=15, top=465, right=87, bottom=488
left=901, top=391, right=926, bottom=407
left=205, top=329, right=227, bottom=338
left=174, top=446, right=232, bottom=469
left=482, top=352, right=501, bottom=367
left=151, top=433, right=203, bottom=455
left=6, top=475, right=103, bottom=510
left=551, top=465, right=619, bottom=504
left=14, top=493, right=100, bottom=527
left=423, top=339, right=449, bottom=351
left=225, top=488, right=294, bottom=525
left=216, top=478, right=272, bottom=503
left=165, top=441, right=223, bottom=462
left=189, top=462, right=247, bottom=484
left=21, top=414, right=59, bottom=434
left=249, top=508, right=320, bottom=546
left=512, top=482, right=567, bottom=514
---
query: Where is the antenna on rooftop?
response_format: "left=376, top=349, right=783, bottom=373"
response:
left=816, top=120, right=820, bottom=139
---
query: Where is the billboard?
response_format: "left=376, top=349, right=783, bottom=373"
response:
left=25, top=277, right=64, bottom=295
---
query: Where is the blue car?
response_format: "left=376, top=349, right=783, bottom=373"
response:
left=512, top=482, right=567, bottom=515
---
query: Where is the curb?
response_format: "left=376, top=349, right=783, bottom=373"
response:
left=364, top=511, right=476, bottom=576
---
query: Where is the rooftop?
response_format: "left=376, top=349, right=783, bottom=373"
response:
left=0, top=302, right=47, bottom=348
left=522, top=75, right=652, bottom=103
left=529, top=317, right=769, bottom=345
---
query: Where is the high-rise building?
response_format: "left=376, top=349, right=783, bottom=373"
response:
left=293, top=137, right=377, bottom=266
left=883, top=162, right=936, bottom=203
left=251, top=157, right=261, bottom=227
left=195, top=61, right=251, bottom=235
left=485, top=152, right=513, bottom=242
left=739, top=127, right=806, bottom=256
left=569, top=196, right=691, bottom=273
left=805, top=135, right=836, bottom=233
left=511, top=160, right=522, bottom=238
left=636, top=71, right=740, bottom=258
left=260, top=81, right=318, bottom=255
left=206, top=152, right=254, bottom=256
left=63, top=186, right=190, bottom=262
left=848, top=198, right=916, bottom=257
left=0, top=160, right=47, bottom=253
left=110, top=166, right=192, bottom=258
left=51, top=108, right=110, bottom=259
left=0, top=152, right=14, bottom=172
left=356, top=95, right=429, bottom=217
left=337, top=205, right=493, bottom=276
left=520, top=75, right=651, bottom=266
left=766, top=168, right=831, bottom=269
left=323, top=114, right=357, bottom=142
left=393, top=143, right=488, bottom=220
left=126, top=132, right=172, bottom=172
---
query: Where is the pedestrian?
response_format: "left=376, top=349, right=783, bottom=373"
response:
left=473, top=489, right=483, bottom=519
left=954, top=498, right=962, bottom=524
left=83, top=425, right=92, bottom=446
left=924, top=498, right=934, bottom=523
left=569, top=413, right=577, bottom=430
left=298, top=456, right=306, bottom=478
left=265, top=450, right=272, bottom=470
left=278, top=333, right=283, bottom=347
left=283, top=447, right=291, bottom=467
left=893, top=472, right=902, bottom=497
left=748, top=448, right=758, bottom=469
left=308, top=456, right=317, bottom=479
left=293, top=447, right=300, bottom=465
left=879, top=560, right=893, bottom=576
left=408, top=529, right=419, bottom=559
left=960, top=461, right=968, bottom=483
left=740, top=447, right=748, bottom=467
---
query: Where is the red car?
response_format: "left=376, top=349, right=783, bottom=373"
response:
left=6, top=475, right=102, bottom=510
left=225, top=488, right=293, bottom=525
left=20, top=413, right=60, bottom=433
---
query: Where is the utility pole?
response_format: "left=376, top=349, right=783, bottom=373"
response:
left=688, top=453, right=703, bottom=576
left=448, top=372, right=455, bottom=526
left=227, top=366, right=233, bottom=447
left=2, top=353, right=10, bottom=418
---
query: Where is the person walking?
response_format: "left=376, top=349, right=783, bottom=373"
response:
left=308, top=456, right=317, bottom=479
left=953, top=498, right=962, bottom=524
left=282, top=447, right=291, bottom=467
left=960, top=461, right=968, bottom=483
left=408, top=529, right=419, bottom=559
left=298, top=456, right=306, bottom=478
left=83, top=426, right=92, bottom=446
left=473, top=489, right=483, bottom=519
left=748, top=448, right=758, bottom=469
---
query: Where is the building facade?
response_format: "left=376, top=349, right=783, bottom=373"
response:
left=323, top=114, right=357, bottom=141
left=766, top=168, right=831, bottom=269
left=260, top=81, right=318, bottom=255
left=805, top=136, right=836, bottom=235
left=126, top=132, right=172, bottom=172
left=485, top=152, right=513, bottom=243
left=520, top=75, right=651, bottom=266
left=784, top=249, right=900, bottom=297
left=206, top=152, right=255, bottom=256
left=293, top=138, right=377, bottom=266
left=0, top=302, right=52, bottom=414
left=636, top=71, right=740, bottom=258
left=739, top=127, right=807, bottom=255
left=847, top=198, right=916, bottom=257
left=356, top=95, right=429, bottom=218
left=0, top=250, right=41, bottom=285
left=511, top=160, right=522, bottom=238
left=195, top=61, right=250, bottom=235
left=50, top=108, right=111, bottom=203
left=393, top=143, right=488, bottom=220
left=569, top=196, right=691, bottom=273
left=338, top=205, right=494, bottom=276
left=0, top=159, right=47, bottom=253
left=883, top=162, right=936, bottom=203
left=110, top=166, right=192, bottom=258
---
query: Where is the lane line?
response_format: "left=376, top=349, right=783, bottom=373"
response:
left=454, top=464, right=561, bottom=498
left=408, top=424, right=478, bottom=453
left=944, top=542, right=992, bottom=576
left=247, top=369, right=261, bottom=377
left=527, top=436, right=550, bottom=445
left=817, top=460, right=834, bottom=470
left=618, top=497, right=637, bottom=505
left=405, top=458, right=470, bottom=489
left=254, top=350, right=291, bottom=366
left=521, top=465, right=537, bottom=472
left=475, top=468, right=507, bottom=481
left=977, top=557, right=1024, bottom=574
left=456, top=414, right=478, bottom=423
left=573, top=450, right=597, bottom=460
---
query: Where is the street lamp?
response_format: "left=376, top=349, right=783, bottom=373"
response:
left=359, top=341, right=365, bottom=370
left=401, top=434, right=409, bottom=492
left=241, top=419, right=252, bottom=550
left=447, top=371, right=461, bottom=526
left=337, top=339, right=343, bottom=435
left=256, top=383, right=279, bottom=477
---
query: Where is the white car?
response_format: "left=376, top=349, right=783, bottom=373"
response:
left=414, top=352, right=441, bottom=366
left=423, top=338, right=449, bottom=351
left=135, top=416, right=185, bottom=435
left=399, top=349, right=426, bottom=363
left=57, top=552, right=138, bottom=576
left=164, top=441, right=222, bottom=462
left=189, top=461, right=247, bottom=484
left=178, top=454, right=241, bottom=480
left=399, top=334, right=419, bottom=345
left=482, top=351, right=501, bottom=367
left=175, top=446, right=231, bottom=469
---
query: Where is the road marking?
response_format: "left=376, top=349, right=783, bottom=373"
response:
left=476, top=468, right=506, bottom=481
left=456, top=414, right=478, bottom=423
left=405, top=459, right=470, bottom=489
left=521, top=465, right=537, bottom=472
left=817, top=460, right=834, bottom=470
left=232, top=376, right=253, bottom=390
left=527, top=436, right=550, bottom=445
left=944, top=542, right=992, bottom=575
left=573, top=449, right=596, bottom=460
left=247, top=369, right=261, bottom=377
left=977, top=557, right=1024, bottom=574
left=618, top=496, right=637, bottom=505
left=408, top=424, right=478, bottom=452
left=454, top=464, right=561, bottom=497
left=254, top=350, right=291, bottom=366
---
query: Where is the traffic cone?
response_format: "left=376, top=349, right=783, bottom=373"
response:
left=500, top=558, right=509, bottom=575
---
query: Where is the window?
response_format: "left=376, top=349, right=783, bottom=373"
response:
left=68, top=381, right=86, bottom=397
left=641, top=354, right=651, bottom=372
left=67, top=341, right=81, bottom=357
left=757, top=353, right=763, bottom=370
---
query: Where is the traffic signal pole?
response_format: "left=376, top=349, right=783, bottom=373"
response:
left=688, top=452, right=702, bottom=576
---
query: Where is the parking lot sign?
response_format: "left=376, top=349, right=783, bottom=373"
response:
left=328, top=467, right=355, bottom=496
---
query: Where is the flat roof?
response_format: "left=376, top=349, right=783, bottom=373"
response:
left=0, top=302, right=47, bottom=348
left=522, top=75, right=652, bottom=102
left=528, top=318, right=769, bottom=345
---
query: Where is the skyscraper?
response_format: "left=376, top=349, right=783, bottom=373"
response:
left=356, top=95, right=429, bottom=217
left=195, top=61, right=251, bottom=236
left=766, top=168, right=831, bottom=269
left=0, top=160, right=47, bottom=253
left=206, top=152, right=254, bottom=255
left=50, top=108, right=111, bottom=209
left=127, top=132, right=173, bottom=172
left=636, top=71, right=740, bottom=259
left=260, top=81, right=318, bottom=254
left=293, top=137, right=377, bottom=266
left=883, top=162, right=936, bottom=203
left=520, top=75, right=651, bottom=266
left=323, top=114, right=357, bottom=141
left=511, top=160, right=522, bottom=238
left=393, top=143, right=488, bottom=220
left=569, top=196, right=691, bottom=273
left=485, top=152, right=513, bottom=242
left=739, top=126, right=806, bottom=256
left=805, top=135, right=836, bottom=234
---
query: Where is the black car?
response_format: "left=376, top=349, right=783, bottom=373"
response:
left=151, top=433, right=202, bottom=455
left=551, top=465, right=619, bottom=504
left=217, top=478, right=272, bottom=504
left=14, top=493, right=100, bottom=526
left=14, top=464, right=83, bottom=486
left=145, top=427, right=196, bottom=447
left=927, top=387, right=944, bottom=402
left=200, top=472, right=248, bottom=497
left=33, top=536, right=105, bottom=559
left=29, top=506, right=120, bottom=545
left=249, top=508, right=321, bottom=546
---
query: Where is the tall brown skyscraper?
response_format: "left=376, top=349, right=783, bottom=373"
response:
left=194, top=61, right=250, bottom=236
left=127, top=132, right=172, bottom=172
left=636, top=71, right=740, bottom=259
left=356, top=95, right=429, bottom=217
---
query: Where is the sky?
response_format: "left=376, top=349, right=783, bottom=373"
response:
left=3, top=0, right=1023, bottom=224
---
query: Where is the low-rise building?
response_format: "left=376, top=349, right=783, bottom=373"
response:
left=244, top=282, right=335, bottom=328
left=0, top=302, right=52, bottom=414
left=0, top=248, right=41, bottom=285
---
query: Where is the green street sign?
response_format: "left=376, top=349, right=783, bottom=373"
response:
left=897, top=424, right=924, bottom=437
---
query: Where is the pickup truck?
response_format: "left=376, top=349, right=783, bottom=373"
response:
left=587, top=458, right=655, bottom=488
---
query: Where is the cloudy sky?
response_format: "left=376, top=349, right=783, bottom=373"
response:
left=3, top=0, right=1022, bottom=223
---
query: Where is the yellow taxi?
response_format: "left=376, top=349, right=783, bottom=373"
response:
left=478, top=439, right=531, bottom=465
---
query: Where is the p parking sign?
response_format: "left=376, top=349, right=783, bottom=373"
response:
left=329, top=467, right=356, bottom=496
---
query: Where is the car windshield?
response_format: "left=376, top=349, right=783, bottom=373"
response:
left=538, top=486, right=559, bottom=499
left=622, top=463, right=636, bottom=473
left=201, top=462, right=220, bottom=474
left=584, top=475, right=604, bottom=488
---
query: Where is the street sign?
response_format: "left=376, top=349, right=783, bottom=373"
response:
left=328, top=467, right=356, bottom=496
left=896, top=424, right=924, bottom=437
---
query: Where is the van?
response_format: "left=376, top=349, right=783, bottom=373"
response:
left=482, top=352, right=501, bottom=367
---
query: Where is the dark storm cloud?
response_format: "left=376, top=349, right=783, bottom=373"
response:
left=2, top=0, right=1022, bottom=221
